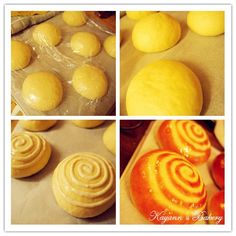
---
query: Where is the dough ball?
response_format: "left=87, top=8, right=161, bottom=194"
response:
left=132, top=12, right=181, bottom=53
left=72, top=120, right=105, bottom=128
left=214, top=120, right=224, bottom=147
left=187, top=11, right=224, bottom=36
left=104, top=35, right=116, bottom=58
left=70, top=32, right=101, bottom=57
left=22, top=72, right=63, bottom=112
left=11, top=40, right=32, bottom=71
left=103, top=122, right=116, bottom=155
left=126, top=60, right=203, bottom=116
left=33, top=22, right=62, bottom=46
left=62, top=11, right=87, bottom=26
left=72, top=64, right=108, bottom=100
left=126, top=11, right=155, bottom=20
left=19, top=120, right=57, bottom=131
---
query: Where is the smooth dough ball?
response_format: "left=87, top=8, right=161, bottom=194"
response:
left=126, top=60, right=203, bottom=116
left=11, top=40, right=32, bottom=71
left=104, top=35, right=116, bottom=58
left=19, top=120, right=58, bottom=131
left=33, top=22, right=62, bottom=46
left=22, top=72, right=63, bottom=112
left=72, top=64, right=108, bottom=100
left=132, top=12, right=181, bottom=53
left=214, top=120, right=224, bottom=147
left=187, top=11, right=224, bottom=36
left=62, top=11, right=87, bottom=26
left=126, top=11, right=155, bottom=20
left=103, top=122, right=116, bottom=155
left=71, top=32, right=101, bottom=57
left=72, top=120, right=105, bottom=128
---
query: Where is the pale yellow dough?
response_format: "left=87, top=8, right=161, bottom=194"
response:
left=71, top=120, right=105, bottom=128
left=126, top=11, right=155, bottom=20
left=19, top=120, right=58, bottom=131
left=33, top=22, right=62, bottom=46
left=22, top=72, right=63, bottom=112
left=72, top=64, right=108, bottom=100
left=214, top=120, right=224, bottom=147
left=103, top=122, right=116, bottom=155
left=104, top=35, right=116, bottom=58
left=126, top=60, right=203, bottom=116
left=62, top=11, right=87, bottom=26
left=70, top=32, right=101, bottom=57
left=52, top=152, right=116, bottom=218
left=11, top=40, right=32, bottom=71
left=187, top=11, right=225, bottom=36
left=11, top=132, right=51, bottom=178
left=132, top=12, right=181, bottom=53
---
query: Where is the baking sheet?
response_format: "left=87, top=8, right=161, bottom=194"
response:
left=11, top=120, right=116, bottom=224
left=120, top=11, right=224, bottom=116
left=120, top=121, right=222, bottom=224
left=11, top=12, right=116, bottom=116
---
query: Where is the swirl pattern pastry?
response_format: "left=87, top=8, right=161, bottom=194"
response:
left=130, top=150, right=207, bottom=224
left=157, top=120, right=211, bottom=165
left=52, top=152, right=116, bottom=218
left=11, top=132, right=51, bottom=178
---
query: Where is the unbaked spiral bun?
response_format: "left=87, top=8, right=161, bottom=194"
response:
left=157, top=120, right=211, bottom=165
left=130, top=150, right=207, bottom=224
left=11, top=132, right=51, bottom=178
left=52, top=152, right=116, bottom=218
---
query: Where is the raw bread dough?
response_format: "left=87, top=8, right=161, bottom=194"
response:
left=187, top=11, right=224, bottom=36
left=62, top=11, right=87, bottom=26
left=104, top=35, right=116, bottom=58
left=70, top=31, right=101, bottom=57
left=126, top=60, right=203, bottom=116
left=126, top=11, right=155, bottom=20
left=72, top=120, right=105, bottom=128
left=22, top=71, right=63, bottom=112
left=11, top=40, right=32, bottom=70
left=132, top=12, right=181, bottom=53
left=214, top=120, right=224, bottom=147
left=19, top=120, right=58, bottom=131
left=33, top=22, right=62, bottom=46
left=103, top=122, right=116, bottom=155
left=72, top=64, right=108, bottom=100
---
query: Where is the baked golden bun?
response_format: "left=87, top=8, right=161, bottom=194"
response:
left=19, top=120, right=57, bottom=131
left=214, top=120, right=224, bottom=147
left=11, top=132, right=51, bottom=178
left=71, top=120, right=104, bottom=128
left=211, top=153, right=224, bottom=189
left=52, top=152, right=116, bottom=218
left=130, top=150, right=207, bottom=224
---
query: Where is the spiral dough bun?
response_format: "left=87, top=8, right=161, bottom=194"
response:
left=130, top=150, right=207, bottom=224
left=52, top=152, right=116, bottom=218
left=157, top=120, right=211, bottom=165
left=11, top=132, right=51, bottom=178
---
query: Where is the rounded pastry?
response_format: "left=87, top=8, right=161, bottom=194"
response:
left=103, top=122, right=116, bottom=155
left=126, top=11, right=155, bottom=20
left=62, top=11, right=87, bottom=27
left=126, top=60, right=203, bottom=116
left=19, top=120, right=58, bottom=131
left=33, top=22, right=62, bottom=46
left=71, top=120, right=105, bottom=128
left=187, top=11, right=224, bottom=36
left=11, top=40, right=32, bottom=71
left=11, top=132, right=51, bottom=178
left=22, top=71, right=63, bottom=112
left=72, top=64, right=108, bottom=100
left=132, top=13, right=181, bottom=53
left=157, top=120, right=211, bottom=165
left=52, top=152, right=116, bottom=218
left=103, top=35, right=116, bottom=58
left=130, top=150, right=207, bottom=224
left=211, top=153, right=224, bottom=189
left=214, top=120, right=224, bottom=147
left=70, top=32, right=101, bottom=57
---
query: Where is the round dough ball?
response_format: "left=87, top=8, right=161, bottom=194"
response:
left=103, top=122, right=116, bottom=155
left=33, top=22, right=62, bottom=46
left=214, top=120, right=224, bottom=147
left=126, top=11, right=155, bottom=20
left=19, top=120, right=58, bottom=131
left=72, top=120, right=105, bottom=128
left=132, top=12, right=181, bottom=53
left=22, top=71, right=63, bottom=112
left=72, top=64, right=108, bottom=100
left=70, top=32, right=101, bottom=57
left=62, top=11, right=87, bottom=26
left=187, top=11, right=224, bottom=36
left=104, top=35, right=116, bottom=58
left=11, top=40, right=32, bottom=71
left=126, top=60, right=203, bottom=116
